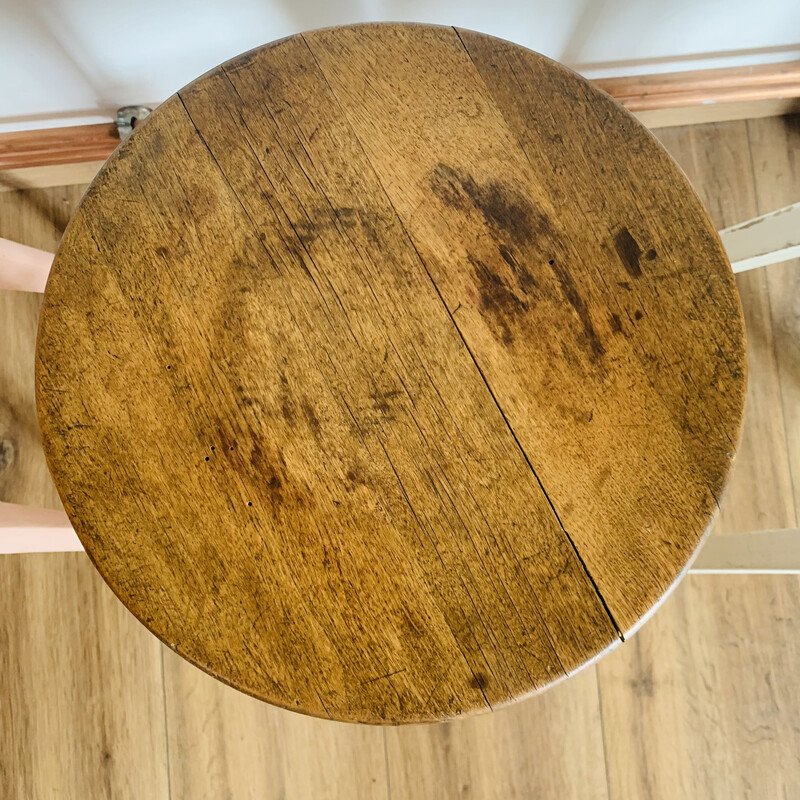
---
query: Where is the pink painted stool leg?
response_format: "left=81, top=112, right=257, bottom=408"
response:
left=0, top=501, right=82, bottom=553
left=1, top=238, right=75, bottom=551
left=0, top=237, right=55, bottom=293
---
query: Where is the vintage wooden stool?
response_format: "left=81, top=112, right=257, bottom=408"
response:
left=29, top=24, right=748, bottom=723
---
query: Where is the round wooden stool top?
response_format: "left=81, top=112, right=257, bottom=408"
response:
left=36, top=23, right=746, bottom=724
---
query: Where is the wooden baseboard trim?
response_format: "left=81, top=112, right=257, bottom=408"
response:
left=636, top=97, right=800, bottom=129
left=1, top=60, right=798, bottom=178
left=0, top=123, right=118, bottom=171
left=596, top=59, right=800, bottom=111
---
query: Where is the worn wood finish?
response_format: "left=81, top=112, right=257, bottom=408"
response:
left=655, top=122, right=796, bottom=536
left=2, top=117, right=799, bottom=797
left=35, top=24, right=745, bottom=723
left=0, top=185, right=82, bottom=513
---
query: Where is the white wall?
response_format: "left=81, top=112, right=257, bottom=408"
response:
left=1, top=0, right=799, bottom=132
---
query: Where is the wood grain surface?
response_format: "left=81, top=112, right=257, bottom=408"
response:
left=657, top=121, right=797, bottom=536
left=35, top=24, right=746, bottom=723
left=597, top=574, right=800, bottom=799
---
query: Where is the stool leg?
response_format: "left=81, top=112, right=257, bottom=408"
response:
left=0, top=501, right=82, bottom=553
left=0, top=237, right=54, bottom=293
left=719, top=201, right=800, bottom=273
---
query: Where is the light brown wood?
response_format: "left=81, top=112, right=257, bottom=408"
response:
left=596, top=60, right=800, bottom=111
left=0, top=554, right=170, bottom=800
left=591, top=114, right=800, bottom=800
left=691, top=528, right=800, bottom=573
left=164, top=621, right=607, bottom=799
left=0, top=185, right=83, bottom=512
left=0, top=161, right=107, bottom=192
left=163, top=648, right=389, bottom=799
left=0, top=123, right=119, bottom=170
left=597, top=575, right=800, bottom=799
left=654, top=122, right=796, bottom=536
left=637, top=97, right=800, bottom=129
left=384, top=666, right=609, bottom=799
left=35, top=24, right=745, bottom=723
left=0, top=182, right=170, bottom=800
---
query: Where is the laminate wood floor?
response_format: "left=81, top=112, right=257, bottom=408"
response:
left=1, top=115, right=798, bottom=799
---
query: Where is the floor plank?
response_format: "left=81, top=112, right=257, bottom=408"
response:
left=162, top=650, right=388, bottom=800
left=598, top=575, right=800, bottom=800
left=655, top=122, right=797, bottom=535
left=384, top=667, right=609, bottom=800
left=0, top=553, right=170, bottom=800
left=746, top=114, right=800, bottom=527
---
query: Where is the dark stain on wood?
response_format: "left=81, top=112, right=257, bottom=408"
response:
left=498, top=244, right=538, bottom=295
left=614, top=227, right=643, bottom=278
left=248, top=438, right=284, bottom=499
left=301, top=399, right=321, bottom=436
left=470, top=671, right=490, bottom=691
left=548, top=260, right=605, bottom=359
left=368, top=388, right=400, bottom=421
left=428, top=163, right=553, bottom=248
left=278, top=373, right=295, bottom=423
left=470, top=256, right=529, bottom=345
left=295, top=205, right=359, bottom=244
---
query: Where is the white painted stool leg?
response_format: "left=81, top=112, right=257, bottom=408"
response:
left=0, top=237, right=54, bottom=293
left=690, top=529, right=800, bottom=574
left=719, top=201, right=800, bottom=273
left=0, top=501, right=82, bottom=553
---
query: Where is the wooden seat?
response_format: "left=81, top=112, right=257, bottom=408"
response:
left=34, top=23, right=746, bottom=724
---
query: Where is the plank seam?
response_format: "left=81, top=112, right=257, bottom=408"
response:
left=298, top=30, right=621, bottom=655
